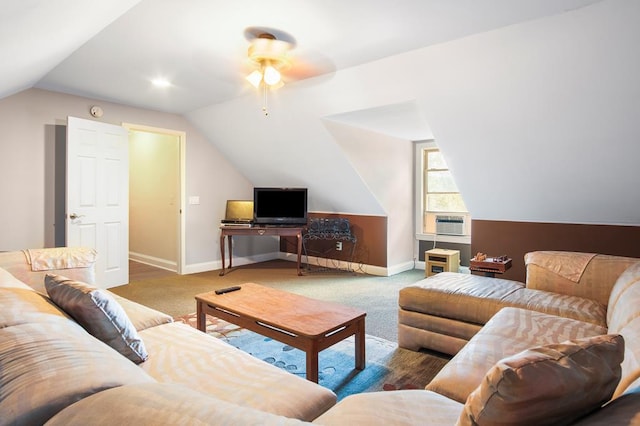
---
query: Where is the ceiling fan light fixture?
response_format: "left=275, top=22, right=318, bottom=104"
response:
left=263, top=65, right=281, bottom=86
left=244, top=30, right=294, bottom=115
left=246, top=70, right=263, bottom=88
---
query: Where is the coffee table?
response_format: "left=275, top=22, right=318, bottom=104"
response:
left=195, top=282, right=366, bottom=383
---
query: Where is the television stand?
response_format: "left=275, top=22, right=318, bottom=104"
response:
left=219, top=225, right=304, bottom=276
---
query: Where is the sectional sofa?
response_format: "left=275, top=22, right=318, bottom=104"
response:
left=0, top=248, right=335, bottom=425
left=2, top=248, right=639, bottom=425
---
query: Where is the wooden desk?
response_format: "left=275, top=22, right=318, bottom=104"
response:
left=220, top=225, right=304, bottom=276
left=196, top=282, right=366, bottom=383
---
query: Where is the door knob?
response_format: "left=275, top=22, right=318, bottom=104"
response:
left=69, top=213, right=84, bottom=220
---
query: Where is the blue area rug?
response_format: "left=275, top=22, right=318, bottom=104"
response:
left=176, top=313, right=447, bottom=400
left=227, top=328, right=394, bottom=400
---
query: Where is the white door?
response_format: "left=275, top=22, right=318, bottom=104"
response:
left=66, top=116, right=129, bottom=288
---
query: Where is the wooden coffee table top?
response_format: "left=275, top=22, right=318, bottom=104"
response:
left=195, top=282, right=366, bottom=338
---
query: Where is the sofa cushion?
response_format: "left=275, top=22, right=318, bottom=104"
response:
left=400, top=273, right=606, bottom=328
left=0, top=248, right=96, bottom=293
left=525, top=252, right=639, bottom=306
left=501, top=287, right=606, bottom=326
left=571, top=387, right=640, bottom=426
left=46, top=383, right=308, bottom=426
left=45, top=274, right=148, bottom=363
left=109, top=292, right=173, bottom=331
left=614, top=315, right=640, bottom=398
left=399, top=273, right=525, bottom=325
left=457, top=334, right=624, bottom=426
left=0, top=321, right=155, bottom=426
left=427, top=307, right=608, bottom=403
left=0, top=286, right=68, bottom=327
left=607, top=261, right=640, bottom=333
left=0, top=266, right=34, bottom=289
left=138, top=321, right=337, bottom=421
left=313, top=390, right=463, bottom=426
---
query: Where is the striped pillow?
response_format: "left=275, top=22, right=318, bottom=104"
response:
left=45, top=274, right=148, bottom=363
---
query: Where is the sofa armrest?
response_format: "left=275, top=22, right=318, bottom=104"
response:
left=0, top=248, right=96, bottom=294
left=109, top=292, right=173, bottom=331
left=525, top=251, right=639, bottom=306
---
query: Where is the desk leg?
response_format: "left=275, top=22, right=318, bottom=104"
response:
left=227, top=235, right=233, bottom=268
left=219, top=234, right=226, bottom=276
left=296, top=231, right=302, bottom=276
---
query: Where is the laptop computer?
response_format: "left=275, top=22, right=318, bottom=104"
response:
left=221, top=200, right=254, bottom=225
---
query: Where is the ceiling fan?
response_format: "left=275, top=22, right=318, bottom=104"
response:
left=242, top=27, right=295, bottom=115
left=243, top=27, right=332, bottom=115
left=244, top=27, right=295, bottom=91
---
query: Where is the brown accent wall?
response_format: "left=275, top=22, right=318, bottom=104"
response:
left=281, top=212, right=388, bottom=267
left=471, top=220, right=640, bottom=282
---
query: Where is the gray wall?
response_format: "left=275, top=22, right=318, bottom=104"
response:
left=0, top=88, right=275, bottom=271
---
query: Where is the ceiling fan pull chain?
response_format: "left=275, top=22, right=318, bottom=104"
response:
left=262, top=83, right=269, bottom=116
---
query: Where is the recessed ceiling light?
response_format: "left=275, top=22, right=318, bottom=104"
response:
left=151, top=78, right=171, bottom=88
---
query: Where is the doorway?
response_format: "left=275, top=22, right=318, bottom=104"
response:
left=124, top=123, right=185, bottom=274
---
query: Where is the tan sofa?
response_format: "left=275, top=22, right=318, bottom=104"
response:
left=316, top=251, right=640, bottom=425
left=398, top=252, right=637, bottom=355
left=3, top=248, right=639, bottom=425
left=0, top=248, right=335, bottom=425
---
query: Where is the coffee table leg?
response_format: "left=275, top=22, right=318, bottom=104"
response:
left=196, top=301, right=206, bottom=332
left=306, top=344, right=320, bottom=383
left=355, top=318, right=366, bottom=371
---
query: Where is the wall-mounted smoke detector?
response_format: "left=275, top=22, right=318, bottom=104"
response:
left=90, top=105, right=103, bottom=118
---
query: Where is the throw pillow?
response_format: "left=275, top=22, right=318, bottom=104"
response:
left=457, top=334, right=624, bottom=426
left=44, top=274, right=149, bottom=364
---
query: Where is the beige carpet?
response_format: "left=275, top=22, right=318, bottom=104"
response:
left=112, top=260, right=450, bottom=392
left=112, top=259, right=430, bottom=343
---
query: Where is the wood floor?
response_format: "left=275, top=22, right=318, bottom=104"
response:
left=129, top=260, right=177, bottom=282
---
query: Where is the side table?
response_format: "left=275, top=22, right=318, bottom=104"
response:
left=425, top=249, right=460, bottom=277
left=469, top=255, right=512, bottom=277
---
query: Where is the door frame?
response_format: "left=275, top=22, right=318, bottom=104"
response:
left=123, top=122, right=186, bottom=275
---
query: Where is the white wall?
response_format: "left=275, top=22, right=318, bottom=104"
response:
left=416, top=0, right=640, bottom=225
left=322, top=121, right=415, bottom=271
left=0, top=88, right=270, bottom=269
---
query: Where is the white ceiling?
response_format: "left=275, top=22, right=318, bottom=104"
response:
left=1, top=0, right=603, bottom=114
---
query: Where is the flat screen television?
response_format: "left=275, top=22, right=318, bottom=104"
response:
left=253, top=187, right=308, bottom=225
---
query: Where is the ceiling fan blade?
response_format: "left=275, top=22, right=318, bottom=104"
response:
left=282, top=51, right=336, bottom=82
left=241, top=27, right=335, bottom=87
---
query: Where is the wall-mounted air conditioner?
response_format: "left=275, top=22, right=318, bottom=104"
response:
left=435, top=215, right=465, bottom=236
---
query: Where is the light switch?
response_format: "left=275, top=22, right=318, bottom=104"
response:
left=188, top=196, right=200, bottom=205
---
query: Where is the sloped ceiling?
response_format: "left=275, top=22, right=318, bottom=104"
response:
left=325, top=101, right=434, bottom=142
left=3, top=0, right=638, bottom=227
left=2, top=0, right=602, bottom=114
left=186, top=0, right=640, bottom=225
left=0, top=0, right=142, bottom=99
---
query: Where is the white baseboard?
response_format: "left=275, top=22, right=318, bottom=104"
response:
left=181, top=252, right=425, bottom=277
left=129, top=252, right=177, bottom=272
left=278, top=252, right=416, bottom=277
left=181, top=252, right=280, bottom=275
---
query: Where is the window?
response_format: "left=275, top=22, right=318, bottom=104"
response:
left=415, top=141, right=469, bottom=237
left=424, top=148, right=467, bottom=214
